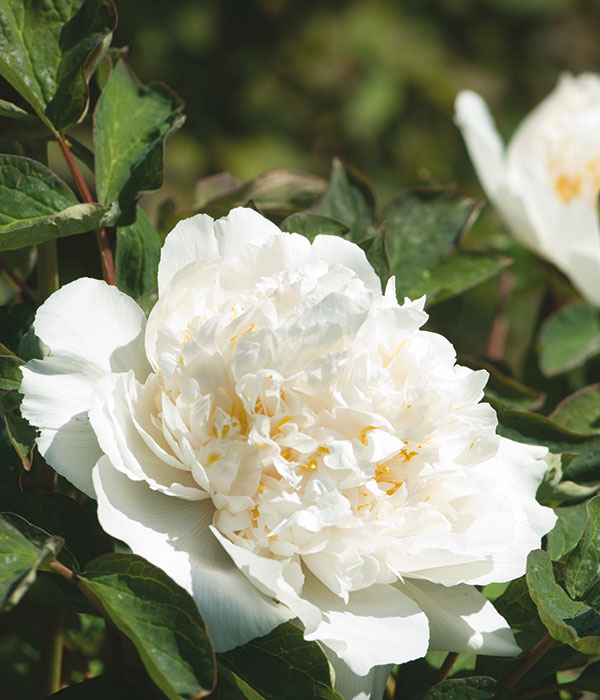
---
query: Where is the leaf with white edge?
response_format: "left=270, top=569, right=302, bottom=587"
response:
left=565, top=496, right=600, bottom=600
left=79, top=553, right=216, bottom=700
left=551, top=385, right=600, bottom=436
left=536, top=455, right=600, bottom=508
left=0, top=99, right=34, bottom=121
left=0, top=342, right=22, bottom=390
left=0, top=0, right=117, bottom=131
left=546, top=503, right=590, bottom=560
left=116, top=207, right=161, bottom=300
left=94, top=59, right=185, bottom=225
left=538, top=302, right=600, bottom=377
left=0, top=514, right=63, bottom=611
left=280, top=213, right=349, bottom=242
left=420, top=676, right=514, bottom=699
left=220, top=623, right=341, bottom=700
left=312, top=158, right=376, bottom=242
left=492, top=576, right=547, bottom=651
left=0, top=392, right=36, bottom=470
left=0, top=155, right=114, bottom=251
left=526, top=549, right=600, bottom=655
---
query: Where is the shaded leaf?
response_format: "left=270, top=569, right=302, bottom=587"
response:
left=312, top=158, right=376, bottom=241
left=116, top=207, right=161, bottom=299
left=0, top=155, right=114, bottom=251
left=526, top=549, right=600, bottom=655
left=80, top=553, right=216, bottom=700
left=538, top=302, right=600, bottom=377
left=280, top=212, right=349, bottom=242
left=49, top=674, right=138, bottom=698
left=420, top=676, right=514, bottom=699
left=492, top=576, right=547, bottom=651
left=195, top=172, right=239, bottom=209
left=459, top=355, right=544, bottom=412
left=0, top=342, right=22, bottom=390
left=220, top=622, right=341, bottom=700
left=94, top=59, right=185, bottom=225
left=201, top=170, right=328, bottom=219
left=358, top=226, right=390, bottom=290
left=0, top=391, right=36, bottom=469
left=0, top=0, right=117, bottom=131
left=551, top=385, right=600, bottom=436
left=0, top=303, right=34, bottom=352
left=216, top=665, right=266, bottom=700
left=383, top=187, right=479, bottom=300
left=0, top=99, right=33, bottom=121
left=0, top=513, right=63, bottom=611
left=537, top=454, right=600, bottom=508
left=546, top=503, right=591, bottom=560
left=0, top=492, right=109, bottom=569
left=565, top=496, right=600, bottom=600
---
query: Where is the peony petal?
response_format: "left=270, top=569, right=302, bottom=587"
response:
left=31, top=278, right=149, bottom=378
left=20, top=356, right=104, bottom=497
left=325, top=650, right=392, bottom=700
left=400, top=578, right=520, bottom=656
left=93, top=457, right=292, bottom=651
left=213, top=207, right=282, bottom=260
left=302, top=573, right=429, bottom=676
left=310, top=235, right=381, bottom=295
left=157, top=213, right=218, bottom=295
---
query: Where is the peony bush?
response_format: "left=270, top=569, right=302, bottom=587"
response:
left=3, top=3, right=600, bottom=700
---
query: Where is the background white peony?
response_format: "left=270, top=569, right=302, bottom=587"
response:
left=455, top=73, right=600, bottom=306
left=20, top=207, right=556, bottom=700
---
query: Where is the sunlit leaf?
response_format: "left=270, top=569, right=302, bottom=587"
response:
left=0, top=392, right=36, bottom=470
left=565, top=496, right=600, bottom=600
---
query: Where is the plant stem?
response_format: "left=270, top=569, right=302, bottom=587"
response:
left=433, top=652, right=458, bottom=685
left=501, top=634, right=554, bottom=688
left=37, top=240, right=59, bottom=302
left=56, top=132, right=115, bottom=286
left=40, top=604, right=64, bottom=698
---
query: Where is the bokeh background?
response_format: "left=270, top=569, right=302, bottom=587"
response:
left=113, top=0, right=600, bottom=207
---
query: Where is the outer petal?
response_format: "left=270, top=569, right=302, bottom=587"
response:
left=310, top=235, right=381, bottom=295
left=93, top=457, right=292, bottom=650
left=400, top=579, right=520, bottom=657
left=20, top=279, right=149, bottom=496
left=302, top=573, right=429, bottom=676
left=157, top=213, right=218, bottom=295
left=325, top=651, right=392, bottom=700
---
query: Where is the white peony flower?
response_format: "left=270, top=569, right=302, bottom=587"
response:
left=20, top=207, right=556, bottom=700
left=455, top=73, right=600, bottom=305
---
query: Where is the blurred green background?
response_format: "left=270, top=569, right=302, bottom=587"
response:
left=113, top=0, right=600, bottom=207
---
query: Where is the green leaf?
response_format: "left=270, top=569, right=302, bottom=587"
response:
left=526, top=549, right=600, bottom=654
left=538, top=302, right=600, bottom=376
left=0, top=342, right=22, bottom=390
left=94, top=59, right=185, bottom=225
left=220, top=623, right=341, bottom=700
left=551, top=385, right=600, bottom=436
left=280, top=213, right=349, bottom=242
left=0, top=392, right=36, bottom=470
left=80, top=553, right=216, bottom=700
left=116, top=207, right=161, bottom=299
left=216, top=665, right=266, bottom=700
left=0, top=155, right=114, bottom=251
left=536, top=454, right=600, bottom=508
left=0, top=493, right=109, bottom=570
left=383, top=187, right=479, bottom=299
left=358, top=226, right=390, bottom=290
left=312, top=158, right=376, bottom=242
left=195, top=172, right=239, bottom=209
left=0, top=0, right=117, bottom=131
left=49, top=674, right=138, bottom=698
left=546, top=502, right=590, bottom=560
left=420, top=676, right=514, bottom=699
left=0, top=303, right=34, bottom=353
left=0, top=513, right=63, bottom=611
left=492, top=576, right=547, bottom=651
left=565, top=496, right=600, bottom=600
left=199, top=170, right=328, bottom=219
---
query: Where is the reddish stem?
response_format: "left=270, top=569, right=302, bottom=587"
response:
left=56, top=133, right=115, bottom=285
left=501, top=634, right=554, bottom=688
left=433, top=652, right=459, bottom=685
